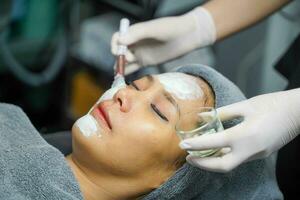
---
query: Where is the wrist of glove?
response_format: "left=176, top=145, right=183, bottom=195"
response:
left=183, top=7, right=216, bottom=50
left=111, top=7, right=216, bottom=73
left=244, top=89, right=300, bottom=156
left=277, top=89, right=300, bottom=145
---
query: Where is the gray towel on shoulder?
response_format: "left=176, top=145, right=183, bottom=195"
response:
left=0, top=103, right=83, bottom=200
left=144, top=64, right=283, bottom=200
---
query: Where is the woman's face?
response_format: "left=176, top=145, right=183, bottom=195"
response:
left=72, top=72, right=214, bottom=186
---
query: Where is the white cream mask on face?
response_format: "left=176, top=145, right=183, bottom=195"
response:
left=156, top=72, right=203, bottom=100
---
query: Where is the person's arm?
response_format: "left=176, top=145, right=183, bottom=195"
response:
left=111, top=0, right=290, bottom=73
left=180, top=88, right=300, bottom=173
left=203, top=0, right=291, bottom=41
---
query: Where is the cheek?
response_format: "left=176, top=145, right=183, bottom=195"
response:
left=116, top=115, right=162, bottom=147
left=114, top=111, right=164, bottom=143
left=72, top=124, right=134, bottom=173
left=111, top=110, right=172, bottom=157
left=71, top=115, right=183, bottom=174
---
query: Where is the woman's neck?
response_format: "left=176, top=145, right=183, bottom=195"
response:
left=65, top=154, right=147, bottom=200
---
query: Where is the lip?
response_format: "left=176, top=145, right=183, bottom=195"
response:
left=92, top=103, right=112, bottom=130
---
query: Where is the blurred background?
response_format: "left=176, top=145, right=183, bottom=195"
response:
left=0, top=0, right=300, bottom=199
left=0, top=0, right=299, bottom=134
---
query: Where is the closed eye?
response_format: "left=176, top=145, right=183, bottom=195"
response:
left=130, top=82, right=140, bottom=91
left=151, top=104, right=169, bottom=122
left=130, top=81, right=169, bottom=122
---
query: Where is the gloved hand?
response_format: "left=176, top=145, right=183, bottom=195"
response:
left=111, top=7, right=216, bottom=74
left=179, top=88, right=300, bottom=173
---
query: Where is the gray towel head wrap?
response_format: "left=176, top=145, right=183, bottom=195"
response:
left=143, top=64, right=282, bottom=200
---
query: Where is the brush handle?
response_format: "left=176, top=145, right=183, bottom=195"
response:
left=116, top=18, right=130, bottom=75
left=116, top=55, right=126, bottom=75
left=117, top=18, right=130, bottom=55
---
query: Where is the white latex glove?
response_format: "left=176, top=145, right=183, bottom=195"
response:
left=179, top=88, right=300, bottom=173
left=111, top=7, right=216, bottom=74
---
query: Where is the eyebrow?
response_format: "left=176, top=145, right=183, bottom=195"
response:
left=147, top=75, right=179, bottom=115
left=138, top=74, right=180, bottom=116
left=145, top=74, right=154, bottom=83
left=163, top=92, right=179, bottom=115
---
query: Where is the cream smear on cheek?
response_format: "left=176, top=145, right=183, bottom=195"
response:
left=75, top=74, right=126, bottom=137
left=75, top=114, right=98, bottom=137
left=156, top=73, right=203, bottom=100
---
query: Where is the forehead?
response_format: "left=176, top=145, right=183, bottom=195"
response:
left=135, top=73, right=207, bottom=113
left=155, top=73, right=204, bottom=100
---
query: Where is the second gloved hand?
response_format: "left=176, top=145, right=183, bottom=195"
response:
left=179, top=88, right=300, bottom=173
left=111, top=7, right=216, bottom=74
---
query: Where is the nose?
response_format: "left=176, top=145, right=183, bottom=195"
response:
left=113, top=88, right=132, bottom=112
